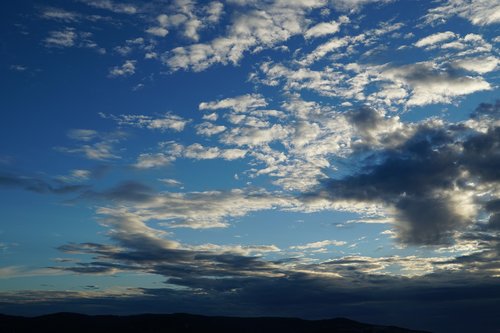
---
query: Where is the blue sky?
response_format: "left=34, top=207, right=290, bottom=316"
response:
left=1, top=1, right=500, bottom=332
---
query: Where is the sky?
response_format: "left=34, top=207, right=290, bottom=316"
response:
left=0, top=0, right=499, bottom=332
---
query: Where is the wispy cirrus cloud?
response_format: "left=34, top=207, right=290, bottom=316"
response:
left=55, top=130, right=126, bottom=160
left=44, top=28, right=105, bottom=53
left=80, top=0, right=138, bottom=15
left=424, top=0, right=500, bottom=26
left=100, top=112, right=190, bottom=131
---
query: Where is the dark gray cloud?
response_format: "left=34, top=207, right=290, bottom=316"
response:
left=82, top=181, right=155, bottom=202
left=345, top=106, right=409, bottom=148
left=317, top=101, right=499, bottom=245
left=485, top=199, right=500, bottom=230
left=1, top=273, right=500, bottom=333
left=471, top=100, right=500, bottom=119
left=0, top=172, right=89, bottom=194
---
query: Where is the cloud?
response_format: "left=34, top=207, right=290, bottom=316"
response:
left=55, top=130, right=125, bottom=160
left=452, top=56, right=499, bottom=74
left=414, top=31, right=457, bottom=48
left=158, top=178, right=183, bottom=187
left=330, top=0, right=394, bottom=12
left=199, top=94, right=268, bottom=113
left=82, top=184, right=296, bottom=229
left=300, top=37, right=349, bottom=65
left=412, top=31, right=492, bottom=54
left=81, top=0, right=138, bottom=14
left=113, top=38, right=155, bottom=58
left=145, top=27, right=168, bottom=37
left=9, top=65, right=28, bottom=72
left=424, top=0, right=500, bottom=26
left=143, top=1, right=223, bottom=43
left=195, top=122, right=227, bottom=136
left=205, top=1, right=224, bottom=23
left=315, top=102, right=500, bottom=245
left=381, top=61, right=491, bottom=106
left=133, top=153, right=171, bottom=169
left=41, top=8, right=80, bottom=22
left=56, top=144, right=119, bottom=161
left=108, top=60, right=136, bottom=78
left=186, top=243, right=280, bottom=256
left=164, top=1, right=324, bottom=71
left=2, top=278, right=500, bottom=333
left=44, top=28, right=77, bottom=47
left=344, top=106, right=410, bottom=148
left=0, top=172, right=88, bottom=195
left=0, top=266, right=62, bottom=279
left=56, top=169, right=92, bottom=183
left=82, top=181, right=156, bottom=203
left=291, top=240, right=347, bottom=250
left=48, top=199, right=289, bottom=283
left=44, top=28, right=104, bottom=52
left=161, top=142, right=247, bottom=161
left=304, top=16, right=349, bottom=39
left=221, top=124, right=290, bottom=147
left=67, top=129, right=98, bottom=142
left=256, top=26, right=492, bottom=109
left=101, top=112, right=189, bottom=131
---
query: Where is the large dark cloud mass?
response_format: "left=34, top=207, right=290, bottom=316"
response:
left=320, top=102, right=499, bottom=245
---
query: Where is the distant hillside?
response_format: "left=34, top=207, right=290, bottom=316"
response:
left=0, top=312, right=431, bottom=333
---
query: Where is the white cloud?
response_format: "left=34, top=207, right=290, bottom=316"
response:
left=44, top=28, right=77, bottom=47
left=164, top=2, right=322, bottom=71
left=71, top=169, right=91, bottom=180
left=67, top=129, right=98, bottom=142
left=56, top=169, right=92, bottom=183
left=381, top=62, right=492, bottom=106
left=105, top=188, right=296, bottom=229
left=10, top=65, right=27, bottom=72
left=81, top=0, right=138, bottom=14
left=414, top=31, right=457, bottom=48
left=145, top=52, right=158, bottom=59
left=41, top=8, right=79, bottom=22
left=158, top=178, right=183, bottom=187
left=301, top=37, right=348, bottom=65
left=187, top=243, right=280, bottom=256
left=304, top=16, right=348, bottom=39
left=291, top=240, right=347, bottom=250
left=424, top=0, right=500, bottom=26
left=101, top=112, right=189, bottom=131
left=300, top=21, right=403, bottom=65
left=414, top=31, right=492, bottom=57
left=162, top=142, right=247, bottom=161
left=221, top=124, right=290, bottom=147
left=134, top=153, right=171, bottom=169
left=108, top=60, right=136, bottom=78
left=330, top=0, right=394, bottom=12
left=205, top=2, right=224, bottom=23
left=163, top=0, right=400, bottom=71
left=56, top=130, right=125, bottom=160
left=199, top=94, right=267, bottom=113
left=202, top=113, right=218, bottom=121
left=146, top=27, right=169, bottom=37
left=56, top=142, right=120, bottom=160
left=195, top=122, right=227, bottom=136
left=452, top=56, right=499, bottom=73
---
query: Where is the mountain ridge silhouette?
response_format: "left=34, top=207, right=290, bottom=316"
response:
left=0, top=312, right=432, bottom=333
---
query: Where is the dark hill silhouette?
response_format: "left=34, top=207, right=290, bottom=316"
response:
left=0, top=312, right=431, bottom=333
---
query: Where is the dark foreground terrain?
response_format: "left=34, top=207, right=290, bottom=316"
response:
left=0, top=313, right=431, bottom=333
